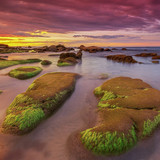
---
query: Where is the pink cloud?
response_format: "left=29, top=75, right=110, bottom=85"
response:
left=0, top=0, right=159, bottom=35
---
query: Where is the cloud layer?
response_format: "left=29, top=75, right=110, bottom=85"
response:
left=0, top=0, right=160, bottom=35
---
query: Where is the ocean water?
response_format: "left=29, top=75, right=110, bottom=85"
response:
left=0, top=47, right=160, bottom=160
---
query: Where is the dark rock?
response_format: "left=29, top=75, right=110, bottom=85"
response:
left=79, top=45, right=104, bottom=53
left=60, top=52, right=77, bottom=59
left=135, top=53, right=157, bottom=57
left=0, top=44, right=9, bottom=49
left=76, top=50, right=82, bottom=59
left=152, top=56, right=160, bottom=59
left=104, top=48, right=112, bottom=51
left=106, top=54, right=137, bottom=63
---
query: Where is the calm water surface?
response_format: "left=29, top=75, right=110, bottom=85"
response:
left=0, top=48, right=160, bottom=160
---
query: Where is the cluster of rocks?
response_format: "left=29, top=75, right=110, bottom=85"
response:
left=57, top=50, right=82, bottom=66
left=35, top=44, right=74, bottom=53
left=134, top=53, right=160, bottom=64
left=0, top=44, right=74, bottom=54
left=79, top=45, right=111, bottom=53
left=106, top=54, right=138, bottom=63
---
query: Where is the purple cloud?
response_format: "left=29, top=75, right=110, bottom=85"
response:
left=0, top=0, right=159, bottom=34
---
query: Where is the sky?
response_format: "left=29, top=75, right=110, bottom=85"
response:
left=0, top=0, right=160, bottom=47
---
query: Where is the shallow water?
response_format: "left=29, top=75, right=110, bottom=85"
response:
left=0, top=48, right=160, bottom=160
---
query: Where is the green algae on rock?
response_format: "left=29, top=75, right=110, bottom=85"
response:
left=57, top=62, right=73, bottom=66
left=0, top=59, right=41, bottom=70
left=41, top=60, right=52, bottom=65
left=8, top=66, right=42, bottom=80
left=57, top=57, right=78, bottom=67
left=2, top=72, right=79, bottom=135
left=80, top=77, right=160, bottom=155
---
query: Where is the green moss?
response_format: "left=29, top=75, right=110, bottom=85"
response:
left=8, top=66, right=42, bottom=80
left=94, top=86, right=104, bottom=96
left=0, top=90, right=2, bottom=94
left=40, top=88, right=73, bottom=113
left=2, top=72, right=78, bottom=134
left=94, top=86, right=117, bottom=108
left=142, top=113, right=160, bottom=137
left=57, top=62, right=73, bottom=66
left=81, top=126, right=137, bottom=155
left=4, top=107, right=45, bottom=131
left=0, top=59, right=41, bottom=70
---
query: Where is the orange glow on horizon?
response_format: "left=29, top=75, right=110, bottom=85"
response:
left=0, top=30, right=160, bottom=47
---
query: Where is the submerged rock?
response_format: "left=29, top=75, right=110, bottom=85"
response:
left=106, top=54, right=137, bottom=63
left=122, top=48, right=127, bottom=50
left=80, top=77, right=160, bottom=155
left=2, top=72, right=79, bottom=135
left=135, top=53, right=157, bottom=57
left=98, top=73, right=109, bottom=79
left=8, top=66, right=42, bottom=80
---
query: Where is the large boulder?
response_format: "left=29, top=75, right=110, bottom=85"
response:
left=106, top=54, right=137, bottom=63
left=2, top=72, right=79, bottom=134
left=80, top=77, right=160, bottom=155
left=57, top=57, right=78, bottom=66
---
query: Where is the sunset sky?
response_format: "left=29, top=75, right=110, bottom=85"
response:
left=0, top=0, right=160, bottom=47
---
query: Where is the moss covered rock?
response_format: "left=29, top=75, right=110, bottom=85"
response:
left=41, top=60, right=52, bottom=65
left=8, top=66, right=42, bottom=80
left=0, top=59, right=41, bottom=70
left=80, top=77, right=160, bottom=155
left=57, top=57, right=78, bottom=66
left=2, top=72, right=79, bottom=135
